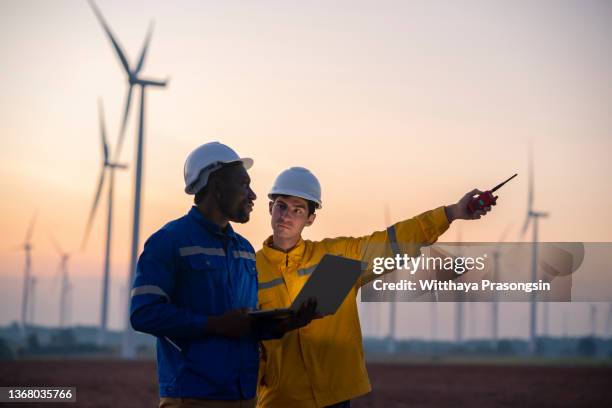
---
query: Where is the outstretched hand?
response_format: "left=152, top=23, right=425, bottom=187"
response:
left=445, top=189, right=495, bottom=222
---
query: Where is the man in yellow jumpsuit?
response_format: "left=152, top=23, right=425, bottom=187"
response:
left=256, top=167, right=493, bottom=408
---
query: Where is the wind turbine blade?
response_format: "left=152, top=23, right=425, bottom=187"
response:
left=81, top=167, right=106, bottom=249
left=88, top=0, right=131, bottom=75
left=25, top=211, right=37, bottom=243
left=136, top=78, right=167, bottom=87
left=98, top=98, right=109, bottom=164
left=135, top=21, right=154, bottom=74
left=115, top=84, right=133, bottom=159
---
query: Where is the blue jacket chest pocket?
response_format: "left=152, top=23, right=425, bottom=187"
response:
left=182, top=254, right=228, bottom=311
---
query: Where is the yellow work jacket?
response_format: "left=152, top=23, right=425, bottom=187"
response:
left=256, top=206, right=450, bottom=407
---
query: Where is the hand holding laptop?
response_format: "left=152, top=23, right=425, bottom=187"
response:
left=275, top=297, right=323, bottom=333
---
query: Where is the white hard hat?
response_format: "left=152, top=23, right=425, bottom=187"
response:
left=268, top=167, right=322, bottom=209
left=184, top=142, right=253, bottom=194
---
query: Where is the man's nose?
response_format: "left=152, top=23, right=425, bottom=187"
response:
left=278, top=207, right=289, bottom=219
left=248, top=187, right=257, bottom=201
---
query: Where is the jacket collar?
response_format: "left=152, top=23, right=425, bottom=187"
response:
left=188, top=206, right=237, bottom=240
left=261, top=235, right=305, bottom=264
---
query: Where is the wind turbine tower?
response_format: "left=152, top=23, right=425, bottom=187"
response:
left=19, top=213, right=37, bottom=333
left=51, top=236, right=72, bottom=328
left=590, top=304, right=597, bottom=338
left=82, top=98, right=127, bottom=346
left=521, top=145, right=548, bottom=355
left=28, top=276, right=37, bottom=327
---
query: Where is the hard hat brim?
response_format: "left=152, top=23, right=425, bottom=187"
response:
left=267, top=189, right=322, bottom=209
left=240, top=157, right=254, bottom=170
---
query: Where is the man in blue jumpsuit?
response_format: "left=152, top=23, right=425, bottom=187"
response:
left=130, top=142, right=316, bottom=408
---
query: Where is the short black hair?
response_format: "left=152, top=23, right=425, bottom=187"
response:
left=270, top=194, right=316, bottom=216
left=194, top=161, right=243, bottom=205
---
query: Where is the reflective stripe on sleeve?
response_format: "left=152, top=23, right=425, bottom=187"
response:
left=131, top=285, right=169, bottom=300
left=233, top=250, right=256, bottom=261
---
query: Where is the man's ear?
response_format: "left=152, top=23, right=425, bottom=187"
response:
left=207, top=178, right=220, bottom=199
left=269, top=201, right=274, bottom=215
left=305, top=213, right=316, bottom=227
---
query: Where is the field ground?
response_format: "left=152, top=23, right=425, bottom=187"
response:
left=1, top=359, right=612, bottom=407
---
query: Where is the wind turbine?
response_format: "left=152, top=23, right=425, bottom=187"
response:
left=589, top=304, right=597, bottom=338
left=19, top=213, right=37, bottom=333
left=490, top=225, right=512, bottom=349
left=468, top=302, right=477, bottom=340
left=88, top=0, right=168, bottom=357
left=521, top=144, right=549, bottom=354
left=50, top=236, right=72, bottom=328
left=606, top=303, right=612, bottom=338
left=81, top=98, right=127, bottom=346
left=542, top=299, right=549, bottom=339
left=430, top=300, right=437, bottom=355
left=28, top=276, right=37, bottom=328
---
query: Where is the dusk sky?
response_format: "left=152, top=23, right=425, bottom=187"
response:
left=1, top=0, right=611, bottom=338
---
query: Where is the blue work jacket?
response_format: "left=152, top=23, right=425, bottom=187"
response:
left=130, top=206, right=274, bottom=399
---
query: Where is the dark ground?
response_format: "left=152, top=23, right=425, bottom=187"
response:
left=1, top=360, right=612, bottom=407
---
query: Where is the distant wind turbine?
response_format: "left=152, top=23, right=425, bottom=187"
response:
left=542, top=300, right=549, bottom=339
left=490, top=224, right=512, bottom=349
left=88, top=0, right=168, bottom=358
left=81, top=98, right=127, bottom=346
left=430, top=301, right=437, bottom=352
left=19, top=212, right=37, bottom=333
left=28, top=276, right=37, bottom=328
left=589, top=304, right=597, bottom=338
left=521, top=144, right=549, bottom=355
left=50, top=235, right=73, bottom=328
left=468, top=302, right=477, bottom=339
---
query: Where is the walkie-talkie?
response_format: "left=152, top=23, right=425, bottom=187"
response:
left=467, top=173, right=518, bottom=214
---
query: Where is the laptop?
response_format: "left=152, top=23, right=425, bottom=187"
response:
left=250, top=254, right=363, bottom=319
